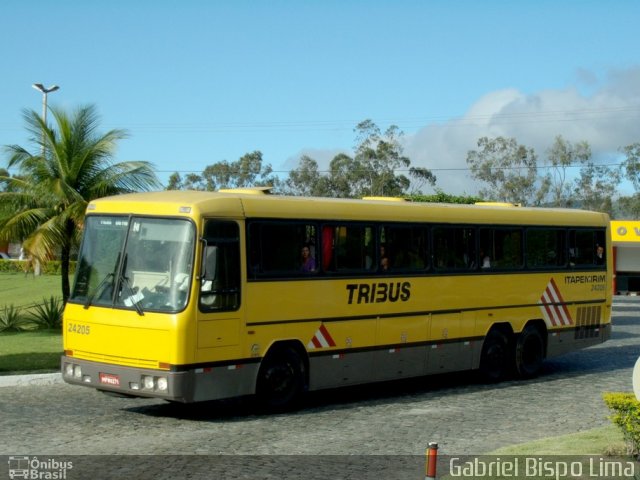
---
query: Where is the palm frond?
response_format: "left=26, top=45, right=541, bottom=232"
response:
left=2, top=103, right=160, bottom=301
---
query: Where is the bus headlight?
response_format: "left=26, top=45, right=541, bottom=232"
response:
left=142, top=375, right=155, bottom=390
left=156, top=377, right=168, bottom=392
left=64, top=363, right=74, bottom=377
left=73, top=365, right=83, bottom=379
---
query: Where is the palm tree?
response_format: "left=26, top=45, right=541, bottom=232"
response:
left=0, top=104, right=160, bottom=303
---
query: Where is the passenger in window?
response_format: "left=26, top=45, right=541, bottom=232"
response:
left=480, top=248, right=491, bottom=269
left=380, top=256, right=391, bottom=272
left=595, top=244, right=605, bottom=265
left=379, top=244, right=393, bottom=271
left=301, top=244, right=316, bottom=272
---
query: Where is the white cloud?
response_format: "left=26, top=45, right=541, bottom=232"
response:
left=275, top=67, right=640, bottom=196
left=403, top=66, right=640, bottom=195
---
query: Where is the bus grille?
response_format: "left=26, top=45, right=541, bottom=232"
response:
left=72, top=350, right=159, bottom=369
left=574, top=305, right=602, bottom=339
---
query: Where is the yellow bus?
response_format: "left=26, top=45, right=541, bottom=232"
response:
left=61, top=189, right=612, bottom=408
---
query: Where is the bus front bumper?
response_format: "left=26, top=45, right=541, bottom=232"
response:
left=61, top=355, right=260, bottom=403
left=61, top=355, right=192, bottom=401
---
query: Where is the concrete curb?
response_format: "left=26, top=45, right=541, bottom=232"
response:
left=0, top=372, right=63, bottom=388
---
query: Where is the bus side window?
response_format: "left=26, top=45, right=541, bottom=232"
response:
left=247, top=221, right=317, bottom=277
left=569, top=228, right=606, bottom=268
left=327, top=224, right=374, bottom=272
left=479, top=227, right=523, bottom=269
left=200, top=221, right=240, bottom=311
left=433, top=227, right=475, bottom=271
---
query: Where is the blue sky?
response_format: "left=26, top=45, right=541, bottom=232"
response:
left=2, top=0, right=639, bottom=194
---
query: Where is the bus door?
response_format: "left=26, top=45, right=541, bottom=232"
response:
left=195, top=220, right=242, bottom=362
left=375, top=314, right=427, bottom=381
left=427, top=312, right=462, bottom=374
left=426, top=310, right=476, bottom=374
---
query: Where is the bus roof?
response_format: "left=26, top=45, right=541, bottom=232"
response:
left=87, top=190, right=610, bottom=227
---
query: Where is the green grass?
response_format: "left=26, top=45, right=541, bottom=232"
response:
left=436, top=427, right=630, bottom=480
left=489, top=425, right=627, bottom=456
left=0, top=273, right=65, bottom=374
left=0, top=330, right=62, bottom=374
left=0, top=272, right=68, bottom=309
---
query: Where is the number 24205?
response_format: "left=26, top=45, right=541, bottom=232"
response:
left=67, top=323, right=90, bottom=335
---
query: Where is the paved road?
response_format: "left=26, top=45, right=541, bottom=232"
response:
left=1, top=297, right=639, bottom=478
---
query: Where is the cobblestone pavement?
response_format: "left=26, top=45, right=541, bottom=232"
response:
left=1, top=298, right=639, bottom=478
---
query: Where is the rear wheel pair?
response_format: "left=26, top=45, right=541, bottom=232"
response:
left=479, top=325, right=544, bottom=381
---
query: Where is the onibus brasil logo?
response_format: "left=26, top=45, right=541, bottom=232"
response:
left=8, top=456, right=73, bottom=479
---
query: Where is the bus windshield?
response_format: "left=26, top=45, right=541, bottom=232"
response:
left=70, top=216, right=195, bottom=313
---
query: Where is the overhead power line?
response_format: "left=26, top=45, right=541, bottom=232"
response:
left=4, top=105, right=634, bottom=134
left=110, top=105, right=640, bottom=132
left=156, top=161, right=627, bottom=176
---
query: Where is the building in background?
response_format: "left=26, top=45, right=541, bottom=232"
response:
left=612, top=221, right=640, bottom=294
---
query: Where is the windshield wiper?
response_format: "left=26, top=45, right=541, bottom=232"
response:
left=119, top=273, right=145, bottom=316
left=83, top=272, right=114, bottom=309
left=118, top=254, right=144, bottom=316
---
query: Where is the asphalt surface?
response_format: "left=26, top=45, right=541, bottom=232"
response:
left=1, top=296, right=639, bottom=479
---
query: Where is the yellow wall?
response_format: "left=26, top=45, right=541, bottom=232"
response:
left=611, top=221, right=640, bottom=244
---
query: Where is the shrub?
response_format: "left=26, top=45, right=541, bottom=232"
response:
left=42, top=260, right=77, bottom=275
left=0, top=260, right=76, bottom=275
left=0, top=305, right=30, bottom=332
left=0, top=261, right=23, bottom=273
left=28, top=296, right=64, bottom=330
left=603, top=392, right=640, bottom=457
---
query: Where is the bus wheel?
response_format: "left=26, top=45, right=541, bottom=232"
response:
left=514, top=325, right=545, bottom=379
left=256, top=347, right=305, bottom=410
left=479, top=329, right=510, bottom=382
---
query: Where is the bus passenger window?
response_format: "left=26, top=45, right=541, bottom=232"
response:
left=247, top=221, right=317, bottom=277
left=569, top=229, right=606, bottom=267
left=433, top=227, right=475, bottom=271
left=380, top=225, right=429, bottom=272
left=479, top=228, right=523, bottom=269
left=526, top=228, right=566, bottom=269
left=325, top=224, right=374, bottom=273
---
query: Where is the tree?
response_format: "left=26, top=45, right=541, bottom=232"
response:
left=202, top=151, right=279, bottom=190
left=542, top=136, right=620, bottom=214
left=572, top=158, right=620, bottom=216
left=167, top=151, right=279, bottom=192
left=350, top=120, right=436, bottom=197
left=408, top=190, right=482, bottom=204
left=166, top=172, right=209, bottom=191
left=621, top=143, right=640, bottom=191
left=0, top=168, right=9, bottom=192
left=283, top=155, right=330, bottom=196
left=544, top=136, right=591, bottom=207
left=618, top=143, right=640, bottom=218
left=284, top=120, right=436, bottom=198
left=166, top=172, right=183, bottom=190
left=0, top=104, right=160, bottom=303
left=466, top=136, right=541, bottom=206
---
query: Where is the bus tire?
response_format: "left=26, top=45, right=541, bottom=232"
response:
left=514, top=325, right=545, bottom=379
left=479, top=329, right=510, bottom=382
left=256, top=346, right=306, bottom=410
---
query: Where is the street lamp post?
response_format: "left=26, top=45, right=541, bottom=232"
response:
left=27, top=83, right=59, bottom=275
left=32, top=83, right=59, bottom=125
left=32, top=83, right=60, bottom=155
